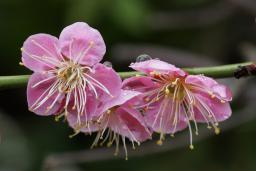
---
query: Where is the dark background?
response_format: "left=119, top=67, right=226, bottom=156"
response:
left=0, top=0, right=256, bottom=170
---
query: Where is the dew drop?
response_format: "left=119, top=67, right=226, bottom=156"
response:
left=103, top=61, right=113, bottom=68
left=136, top=54, right=152, bottom=62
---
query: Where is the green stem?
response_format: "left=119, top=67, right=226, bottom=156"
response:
left=0, top=62, right=253, bottom=90
left=119, top=62, right=253, bottom=78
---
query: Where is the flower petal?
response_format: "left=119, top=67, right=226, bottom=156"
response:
left=122, top=76, right=158, bottom=92
left=59, top=22, right=106, bottom=66
left=186, top=75, right=232, bottom=101
left=27, top=73, right=64, bottom=116
left=67, top=92, right=99, bottom=133
left=22, top=34, right=61, bottom=72
left=144, top=99, right=187, bottom=134
left=88, top=63, right=122, bottom=102
left=194, top=94, right=232, bottom=122
left=211, top=84, right=232, bottom=101
left=96, top=90, right=141, bottom=117
left=112, top=106, right=151, bottom=142
left=130, top=59, right=186, bottom=76
left=185, top=75, right=217, bottom=88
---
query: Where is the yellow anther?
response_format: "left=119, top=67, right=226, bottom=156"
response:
left=143, top=107, right=148, bottom=112
left=208, top=91, right=214, bottom=98
left=135, top=74, right=141, bottom=77
left=172, top=78, right=179, bottom=85
left=107, top=110, right=111, bottom=114
left=20, top=48, right=23, bottom=51
left=207, top=125, right=212, bottom=129
left=150, top=71, right=155, bottom=75
left=89, top=41, right=94, bottom=45
left=150, top=71, right=158, bottom=76
left=189, top=144, right=194, bottom=150
left=19, top=62, right=24, bottom=66
left=69, top=131, right=79, bottom=138
left=215, top=127, right=220, bottom=135
left=165, top=88, right=170, bottom=94
left=156, top=140, right=163, bottom=146
left=195, top=131, right=199, bottom=135
left=54, top=117, right=59, bottom=122
left=221, top=100, right=225, bottom=103
left=144, top=97, right=150, bottom=102
left=170, top=134, right=175, bottom=138
left=125, top=157, right=128, bottom=161
left=107, top=142, right=112, bottom=147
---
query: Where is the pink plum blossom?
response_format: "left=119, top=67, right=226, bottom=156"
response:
left=22, top=22, right=122, bottom=126
left=67, top=90, right=152, bottom=159
left=123, top=59, right=232, bottom=148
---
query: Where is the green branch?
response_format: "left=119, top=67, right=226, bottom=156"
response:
left=0, top=62, right=253, bottom=90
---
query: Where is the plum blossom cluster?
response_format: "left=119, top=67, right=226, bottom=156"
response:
left=21, top=22, right=232, bottom=159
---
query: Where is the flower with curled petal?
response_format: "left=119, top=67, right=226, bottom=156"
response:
left=22, top=22, right=122, bottom=126
left=123, top=59, right=232, bottom=149
left=67, top=90, right=152, bottom=159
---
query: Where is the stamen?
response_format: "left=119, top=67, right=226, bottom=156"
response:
left=32, top=75, right=55, bottom=88
left=22, top=48, right=58, bottom=68
left=75, top=41, right=94, bottom=63
left=214, top=127, right=220, bottom=135
left=84, top=73, right=112, bottom=97
left=31, top=39, right=58, bottom=60
left=69, top=130, right=80, bottom=139
left=122, top=136, right=128, bottom=160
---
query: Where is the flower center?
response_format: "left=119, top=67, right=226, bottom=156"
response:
left=164, top=79, right=185, bottom=101
left=57, top=61, right=84, bottom=93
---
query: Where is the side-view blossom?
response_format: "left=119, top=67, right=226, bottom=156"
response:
left=67, top=90, right=152, bottom=159
left=22, top=22, right=122, bottom=126
left=123, top=59, right=232, bottom=149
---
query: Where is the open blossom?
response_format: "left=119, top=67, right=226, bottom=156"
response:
left=123, top=59, right=232, bottom=149
left=22, top=22, right=122, bottom=126
left=67, top=90, right=152, bottom=159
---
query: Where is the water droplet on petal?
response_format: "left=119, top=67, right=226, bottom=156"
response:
left=136, top=54, right=152, bottom=62
left=103, top=61, right=113, bottom=68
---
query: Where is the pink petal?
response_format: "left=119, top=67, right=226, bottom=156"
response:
left=67, top=114, right=99, bottom=133
left=67, top=91, right=99, bottom=133
left=211, top=84, right=232, bottom=101
left=22, top=34, right=61, bottom=72
left=112, top=106, right=151, bottom=142
left=59, top=22, right=106, bottom=66
left=130, top=59, right=186, bottom=76
left=185, top=75, right=218, bottom=88
left=144, top=99, right=187, bottom=134
left=122, top=76, right=158, bottom=92
left=88, top=63, right=122, bottom=102
left=185, top=75, right=232, bottom=101
left=96, top=90, right=141, bottom=117
left=27, top=73, right=64, bottom=116
left=193, top=94, right=232, bottom=122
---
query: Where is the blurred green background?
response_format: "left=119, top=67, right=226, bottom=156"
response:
left=0, top=0, right=256, bottom=170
